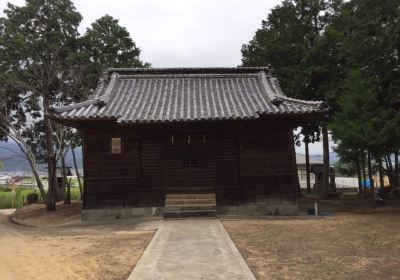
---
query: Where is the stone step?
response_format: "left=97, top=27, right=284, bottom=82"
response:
left=164, top=193, right=217, bottom=219
left=165, top=198, right=216, bottom=206
left=164, top=210, right=217, bottom=219
left=164, top=204, right=217, bottom=212
left=165, top=193, right=216, bottom=200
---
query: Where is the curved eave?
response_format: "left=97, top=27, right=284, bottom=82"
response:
left=50, top=107, right=326, bottom=126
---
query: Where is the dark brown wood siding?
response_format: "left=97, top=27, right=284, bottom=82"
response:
left=82, top=119, right=297, bottom=209
left=240, top=122, right=296, bottom=203
left=83, top=125, right=140, bottom=209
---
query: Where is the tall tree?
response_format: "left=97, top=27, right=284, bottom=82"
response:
left=331, top=69, right=400, bottom=203
left=83, top=15, right=150, bottom=69
left=328, top=0, right=400, bottom=192
left=242, top=0, right=342, bottom=197
left=1, top=4, right=151, bottom=210
left=0, top=0, right=82, bottom=210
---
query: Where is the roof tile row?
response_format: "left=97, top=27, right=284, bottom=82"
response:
left=51, top=68, right=325, bottom=123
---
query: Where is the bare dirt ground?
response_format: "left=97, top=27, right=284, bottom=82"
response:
left=223, top=195, right=400, bottom=280
left=11, top=202, right=82, bottom=227
left=0, top=204, right=159, bottom=280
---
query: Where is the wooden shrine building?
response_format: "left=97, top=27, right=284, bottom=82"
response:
left=51, top=68, right=325, bottom=219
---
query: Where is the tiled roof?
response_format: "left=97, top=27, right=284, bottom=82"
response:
left=50, top=68, right=325, bottom=123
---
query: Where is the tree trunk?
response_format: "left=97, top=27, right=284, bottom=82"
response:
left=321, top=125, right=329, bottom=198
left=367, top=151, right=375, bottom=208
left=43, top=98, right=58, bottom=211
left=61, top=150, right=71, bottom=204
left=305, top=138, right=311, bottom=194
left=71, top=146, right=83, bottom=200
left=0, top=117, right=48, bottom=205
left=356, top=156, right=363, bottom=195
left=24, top=147, right=48, bottom=204
left=362, top=151, right=367, bottom=198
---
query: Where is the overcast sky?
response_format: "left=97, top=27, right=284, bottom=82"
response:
left=0, top=0, right=332, bottom=155
left=1, top=0, right=282, bottom=67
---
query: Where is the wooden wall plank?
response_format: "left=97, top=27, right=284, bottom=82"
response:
left=82, top=119, right=297, bottom=209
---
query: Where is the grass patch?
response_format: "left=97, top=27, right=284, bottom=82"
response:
left=69, top=186, right=82, bottom=200
left=0, top=186, right=82, bottom=209
left=0, top=187, right=37, bottom=209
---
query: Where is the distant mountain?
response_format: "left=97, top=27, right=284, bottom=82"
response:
left=0, top=141, right=82, bottom=175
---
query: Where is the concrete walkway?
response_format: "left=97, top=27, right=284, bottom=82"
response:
left=128, top=219, right=256, bottom=280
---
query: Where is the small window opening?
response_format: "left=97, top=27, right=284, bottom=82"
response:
left=111, top=138, right=122, bottom=154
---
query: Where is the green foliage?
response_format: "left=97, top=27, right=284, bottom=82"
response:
left=242, top=0, right=342, bottom=102
left=334, top=160, right=357, bottom=177
left=329, top=0, right=400, bottom=163
left=0, top=0, right=83, bottom=161
left=83, top=15, right=150, bottom=69
left=242, top=0, right=342, bottom=144
left=331, top=71, right=374, bottom=150
left=0, top=161, right=3, bottom=171
left=0, top=0, right=82, bottom=97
